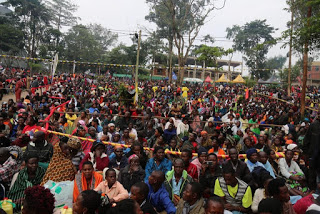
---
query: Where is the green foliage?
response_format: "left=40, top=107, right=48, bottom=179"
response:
left=283, top=0, right=320, bottom=53
left=29, top=62, right=43, bottom=73
left=243, top=77, right=257, bottom=88
left=3, top=0, right=53, bottom=57
left=146, top=0, right=217, bottom=83
left=195, top=45, right=230, bottom=67
left=0, top=23, right=24, bottom=54
left=64, top=25, right=102, bottom=62
left=46, top=0, right=79, bottom=30
left=226, top=20, right=277, bottom=79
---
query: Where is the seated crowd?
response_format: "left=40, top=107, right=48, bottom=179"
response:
left=0, top=74, right=320, bottom=214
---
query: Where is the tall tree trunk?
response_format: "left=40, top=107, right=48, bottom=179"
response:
left=287, top=0, right=294, bottom=96
left=168, top=38, right=173, bottom=83
left=178, top=58, right=185, bottom=85
left=300, top=6, right=312, bottom=117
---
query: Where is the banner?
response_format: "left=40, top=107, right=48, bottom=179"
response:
left=51, top=54, right=59, bottom=81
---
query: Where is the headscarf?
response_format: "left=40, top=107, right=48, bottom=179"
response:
left=128, top=154, right=138, bottom=164
left=40, top=143, right=76, bottom=185
left=67, top=138, right=81, bottom=150
left=246, top=148, right=258, bottom=159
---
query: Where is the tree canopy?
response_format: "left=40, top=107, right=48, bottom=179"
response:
left=226, top=19, right=277, bottom=79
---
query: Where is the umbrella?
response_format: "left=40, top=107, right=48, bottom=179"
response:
left=232, top=74, right=245, bottom=84
left=215, top=74, right=230, bottom=83
left=183, top=78, right=203, bottom=83
left=204, top=76, right=213, bottom=83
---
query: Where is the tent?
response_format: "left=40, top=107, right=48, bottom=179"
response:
left=258, top=75, right=281, bottom=84
left=232, top=74, right=246, bottom=84
left=215, top=74, right=230, bottom=83
left=183, top=78, right=203, bottom=83
left=204, top=76, right=213, bottom=83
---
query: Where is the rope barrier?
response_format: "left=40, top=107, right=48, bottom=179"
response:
left=254, top=91, right=318, bottom=112
left=45, top=130, right=285, bottom=159
left=56, top=111, right=284, bottom=127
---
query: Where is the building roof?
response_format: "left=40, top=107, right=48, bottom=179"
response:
left=0, top=6, right=12, bottom=16
left=185, top=57, right=242, bottom=68
left=311, top=61, right=320, bottom=66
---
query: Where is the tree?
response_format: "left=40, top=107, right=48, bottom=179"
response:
left=64, top=25, right=101, bottom=62
left=265, top=55, right=287, bottom=74
left=3, top=0, right=52, bottom=57
left=146, top=0, right=218, bottom=83
left=195, top=45, right=226, bottom=68
left=0, top=17, right=24, bottom=54
left=145, top=3, right=175, bottom=82
left=45, top=0, right=79, bottom=31
left=88, top=24, right=118, bottom=54
left=282, top=0, right=320, bottom=116
left=226, top=20, right=277, bottom=79
left=45, top=0, right=79, bottom=52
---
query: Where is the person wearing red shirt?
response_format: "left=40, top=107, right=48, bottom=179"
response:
left=15, top=77, right=23, bottom=102
left=79, top=141, right=109, bottom=171
left=180, top=149, right=198, bottom=181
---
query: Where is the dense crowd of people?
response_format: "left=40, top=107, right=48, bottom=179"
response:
left=0, top=70, right=320, bottom=214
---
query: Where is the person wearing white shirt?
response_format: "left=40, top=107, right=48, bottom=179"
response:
left=279, top=149, right=304, bottom=180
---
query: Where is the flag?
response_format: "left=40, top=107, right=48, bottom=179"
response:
left=245, top=88, right=250, bottom=99
left=72, top=60, right=76, bottom=74
left=172, top=72, right=177, bottom=80
left=51, top=53, right=59, bottom=82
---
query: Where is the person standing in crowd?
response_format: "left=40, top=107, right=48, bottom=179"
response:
left=15, top=77, right=23, bottom=102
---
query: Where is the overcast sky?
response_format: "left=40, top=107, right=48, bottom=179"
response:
left=74, top=0, right=291, bottom=74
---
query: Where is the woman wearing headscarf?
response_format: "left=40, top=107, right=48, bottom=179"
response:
left=40, top=138, right=81, bottom=185
left=79, top=141, right=109, bottom=172
left=7, top=154, right=46, bottom=209
left=118, top=154, right=145, bottom=192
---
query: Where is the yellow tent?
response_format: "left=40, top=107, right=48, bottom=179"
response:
left=215, top=74, right=230, bottom=83
left=232, top=74, right=246, bottom=84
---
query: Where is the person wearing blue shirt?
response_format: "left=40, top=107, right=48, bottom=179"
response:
left=258, top=151, right=276, bottom=178
left=147, top=170, right=176, bottom=214
left=246, top=148, right=266, bottom=172
left=145, top=146, right=172, bottom=182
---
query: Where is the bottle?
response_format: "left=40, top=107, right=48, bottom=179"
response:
left=0, top=198, right=14, bottom=214
left=61, top=205, right=72, bottom=214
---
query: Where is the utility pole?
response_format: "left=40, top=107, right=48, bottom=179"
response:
left=134, top=30, right=142, bottom=105
left=300, top=6, right=312, bottom=117
left=288, top=0, right=294, bottom=96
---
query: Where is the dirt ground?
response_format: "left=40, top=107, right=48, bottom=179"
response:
left=1, top=90, right=29, bottom=104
